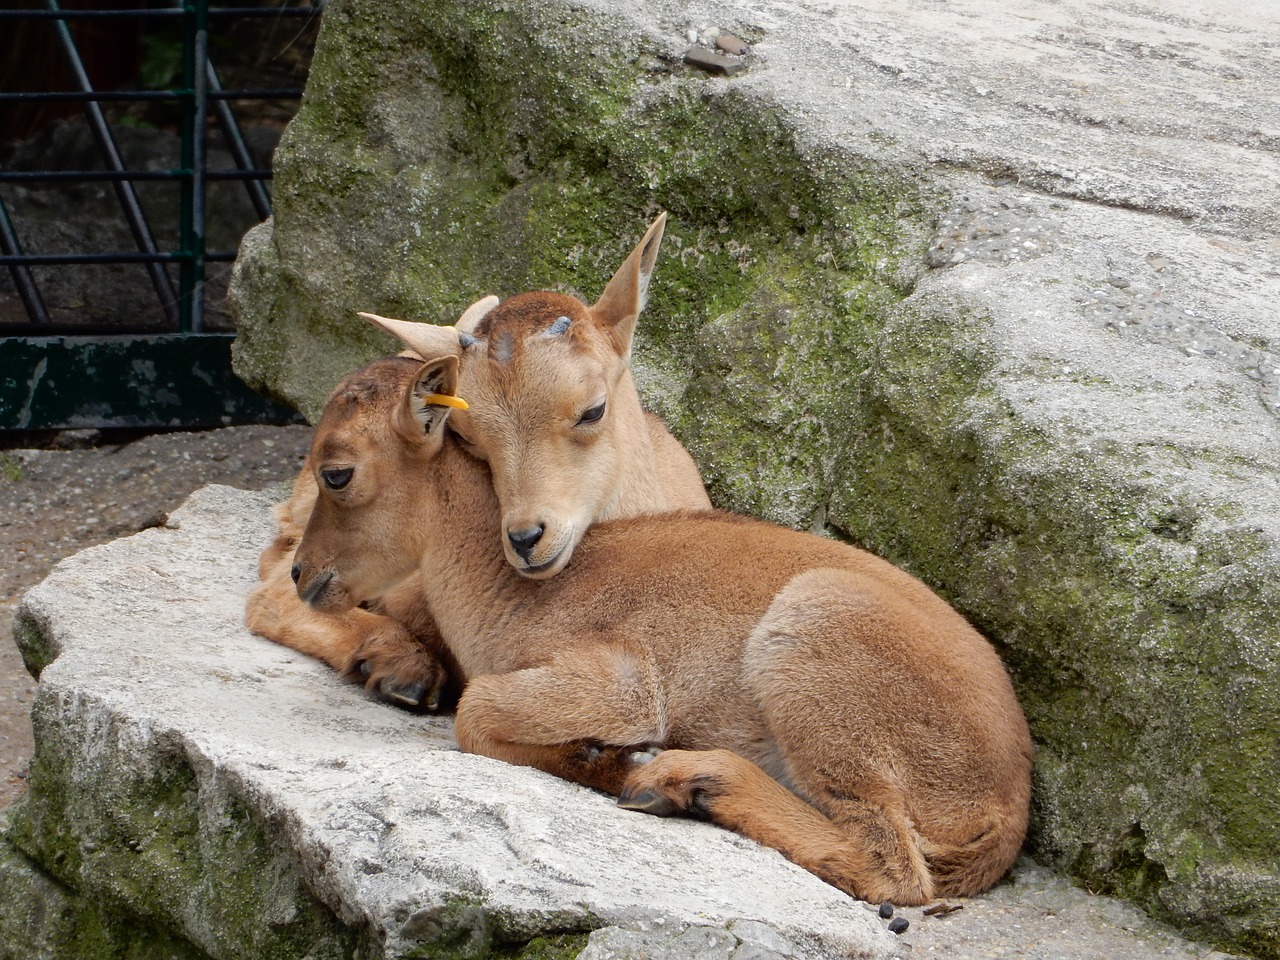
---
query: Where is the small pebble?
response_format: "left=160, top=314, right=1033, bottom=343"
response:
left=716, top=33, right=750, bottom=55
left=684, top=45, right=745, bottom=76
left=888, top=917, right=910, bottom=935
left=878, top=901, right=894, bottom=919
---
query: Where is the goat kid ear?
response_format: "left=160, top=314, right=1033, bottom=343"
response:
left=589, top=212, right=667, bottom=358
left=359, top=311, right=464, bottom=360
left=399, top=356, right=466, bottom=440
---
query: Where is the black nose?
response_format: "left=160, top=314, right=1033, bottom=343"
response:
left=297, top=570, right=333, bottom=606
left=290, top=563, right=301, bottom=584
left=507, top=525, right=544, bottom=562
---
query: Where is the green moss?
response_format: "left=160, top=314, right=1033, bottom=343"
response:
left=0, top=822, right=214, bottom=960
left=233, top=0, right=931, bottom=420
left=226, top=0, right=1280, bottom=955
left=7, top=693, right=370, bottom=960
left=810, top=296, right=1280, bottom=958
left=11, top=606, right=56, bottom=679
left=395, top=894, right=597, bottom=959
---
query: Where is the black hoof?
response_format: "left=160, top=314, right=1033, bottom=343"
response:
left=687, top=790, right=715, bottom=821
left=617, top=789, right=680, bottom=817
left=379, top=681, right=427, bottom=708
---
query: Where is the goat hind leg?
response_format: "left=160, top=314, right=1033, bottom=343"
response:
left=618, top=748, right=933, bottom=905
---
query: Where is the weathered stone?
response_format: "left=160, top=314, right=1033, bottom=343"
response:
left=684, top=45, right=746, bottom=77
left=3, top=486, right=895, bottom=960
left=225, top=1, right=1280, bottom=955
left=715, top=34, right=750, bottom=56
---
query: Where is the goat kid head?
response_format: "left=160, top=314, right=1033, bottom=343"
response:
left=365, top=213, right=668, bottom=579
left=291, top=355, right=466, bottom=613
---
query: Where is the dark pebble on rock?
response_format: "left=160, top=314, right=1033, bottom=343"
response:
left=684, top=45, right=745, bottom=76
left=888, top=917, right=910, bottom=935
left=716, top=33, right=750, bottom=55
left=878, top=901, right=894, bottom=919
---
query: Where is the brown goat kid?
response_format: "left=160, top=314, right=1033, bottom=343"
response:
left=292, top=355, right=1035, bottom=906
left=246, top=215, right=709, bottom=707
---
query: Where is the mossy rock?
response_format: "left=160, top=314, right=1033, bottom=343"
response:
left=229, top=1, right=1280, bottom=956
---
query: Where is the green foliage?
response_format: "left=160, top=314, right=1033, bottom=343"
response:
left=0, top=454, right=21, bottom=483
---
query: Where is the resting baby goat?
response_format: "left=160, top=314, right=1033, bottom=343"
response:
left=246, top=215, right=709, bottom=707
left=291, top=354, right=1034, bottom=906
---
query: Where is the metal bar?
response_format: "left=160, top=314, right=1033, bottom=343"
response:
left=0, top=88, right=302, bottom=102
left=0, top=196, right=52, bottom=324
left=0, top=170, right=273, bottom=182
left=0, top=7, right=320, bottom=18
left=0, top=91, right=189, bottom=102
left=47, top=0, right=181, bottom=326
left=0, top=253, right=188, bottom=265
left=191, top=19, right=209, bottom=333
left=206, top=60, right=272, bottom=219
left=208, top=87, right=305, bottom=100
left=176, top=0, right=211, bottom=333
left=0, top=252, right=237, bottom=265
left=0, top=334, right=303, bottom=431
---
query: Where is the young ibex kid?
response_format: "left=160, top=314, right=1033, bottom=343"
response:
left=290, top=353, right=1034, bottom=906
left=246, top=215, right=710, bottom=707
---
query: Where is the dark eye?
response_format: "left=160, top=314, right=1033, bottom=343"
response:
left=577, top=402, right=606, bottom=426
left=321, top=467, right=354, bottom=490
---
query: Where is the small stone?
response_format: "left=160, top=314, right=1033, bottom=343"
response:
left=888, top=916, right=910, bottom=935
left=716, top=33, right=750, bottom=55
left=878, top=901, right=894, bottom=919
left=684, top=45, right=745, bottom=76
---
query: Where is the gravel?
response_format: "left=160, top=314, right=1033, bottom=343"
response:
left=0, top=423, right=312, bottom=806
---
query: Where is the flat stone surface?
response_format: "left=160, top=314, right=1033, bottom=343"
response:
left=9, top=484, right=1239, bottom=959
left=13, top=485, right=895, bottom=960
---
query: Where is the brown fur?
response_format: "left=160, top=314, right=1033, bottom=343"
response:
left=245, top=215, right=709, bottom=705
left=292, top=357, right=1035, bottom=906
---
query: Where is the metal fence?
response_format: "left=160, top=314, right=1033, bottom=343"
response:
left=0, top=0, right=320, bottom=431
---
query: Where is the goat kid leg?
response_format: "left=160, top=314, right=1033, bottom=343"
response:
left=454, top=646, right=665, bottom=795
left=617, top=748, right=933, bottom=906
left=246, top=563, right=451, bottom=712
left=248, top=465, right=454, bottom=710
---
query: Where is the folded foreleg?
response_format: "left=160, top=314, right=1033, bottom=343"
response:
left=454, top=644, right=667, bottom=795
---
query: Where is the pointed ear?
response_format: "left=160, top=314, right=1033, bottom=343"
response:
left=456, top=295, right=500, bottom=334
left=589, top=212, right=667, bottom=358
left=395, top=356, right=465, bottom=442
left=360, top=312, right=462, bottom=360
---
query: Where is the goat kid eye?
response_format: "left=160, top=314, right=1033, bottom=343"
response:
left=577, top=402, right=606, bottom=426
left=321, top=467, right=354, bottom=490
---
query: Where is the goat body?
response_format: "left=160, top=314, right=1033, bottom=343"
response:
left=294, top=357, right=1034, bottom=906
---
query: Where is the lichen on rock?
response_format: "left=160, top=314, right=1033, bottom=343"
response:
left=223, top=0, right=1280, bottom=956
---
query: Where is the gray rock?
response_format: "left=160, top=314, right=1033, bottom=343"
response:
left=3, top=485, right=895, bottom=960
left=224, top=0, right=1280, bottom=954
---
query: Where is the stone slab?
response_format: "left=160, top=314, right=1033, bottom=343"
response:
left=4, top=484, right=1243, bottom=960
left=8, top=485, right=897, bottom=960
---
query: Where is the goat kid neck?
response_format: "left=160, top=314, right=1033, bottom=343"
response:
left=413, top=440, right=555, bottom=678
left=596, top=367, right=665, bottom=519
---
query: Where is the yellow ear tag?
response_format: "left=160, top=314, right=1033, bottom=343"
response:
left=421, top=392, right=470, bottom=411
